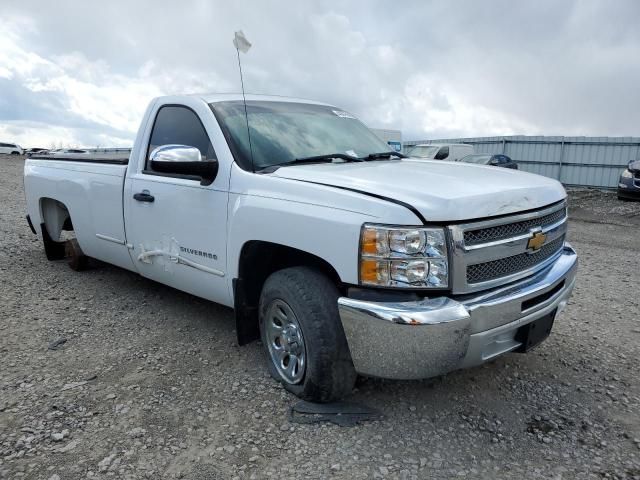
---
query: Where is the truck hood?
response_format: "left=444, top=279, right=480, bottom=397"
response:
left=271, top=159, right=566, bottom=222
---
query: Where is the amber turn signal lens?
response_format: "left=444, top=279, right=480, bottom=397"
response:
left=360, top=258, right=389, bottom=285
left=361, top=228, right=381, bottom=256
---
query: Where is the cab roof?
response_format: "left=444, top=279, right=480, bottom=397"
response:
left=189, top=92, right=333, bottom=106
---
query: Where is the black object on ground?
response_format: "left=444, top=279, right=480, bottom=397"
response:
left=48, top=337, right=67, bottom=350
left=289, top=400, right=382, bottom=427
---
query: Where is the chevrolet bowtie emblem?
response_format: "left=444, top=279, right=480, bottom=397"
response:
left=527, top=231, right=547, bottom=252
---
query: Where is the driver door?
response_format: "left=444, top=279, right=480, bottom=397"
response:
left=124, top=104, right=230, bottom=306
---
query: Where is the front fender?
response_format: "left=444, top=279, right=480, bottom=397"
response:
left=226, top=164, right=425, bottom=298
left=226, top=192, right=373, bottom=285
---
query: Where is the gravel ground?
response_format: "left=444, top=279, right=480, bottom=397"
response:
left=567, top=187, right=640, bottom=226
left=1, top=155, right=639, bottom=479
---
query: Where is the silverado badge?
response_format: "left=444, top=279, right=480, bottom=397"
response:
left=527, top=231, right=547, bottom=252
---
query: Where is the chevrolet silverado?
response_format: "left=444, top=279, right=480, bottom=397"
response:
left=24, top=94, right=578, bottom=402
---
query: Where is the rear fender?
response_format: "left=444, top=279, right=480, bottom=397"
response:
left=40, top=197, right=71, bottom=242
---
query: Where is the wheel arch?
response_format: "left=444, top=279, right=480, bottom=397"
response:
left=233, top=240, right=344, bottom=345
left=39, top=197, right=73, bottom=242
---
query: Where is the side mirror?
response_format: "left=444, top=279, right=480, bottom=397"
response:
left=149, top=145, right=218, bottom=186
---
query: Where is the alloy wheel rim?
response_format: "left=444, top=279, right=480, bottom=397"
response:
left=265, top=299, right=306, bottom=384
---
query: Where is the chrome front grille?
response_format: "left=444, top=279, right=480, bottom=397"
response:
left=449, top=201, right=568, bottom=294
left=466, top=235, right=565, bottom=284
left=464, top=207, right=566, bottom=246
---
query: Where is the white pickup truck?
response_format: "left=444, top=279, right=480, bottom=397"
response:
left=24, top=94, right=577, bottom=402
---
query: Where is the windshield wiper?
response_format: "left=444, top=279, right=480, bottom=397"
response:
left=260, top=152, right=405, bottom=173
left=293, top=153, right=366, bottom=163
left=258, top=153, right=364, bottom=173
left=365, top=151, right=407, bottom=160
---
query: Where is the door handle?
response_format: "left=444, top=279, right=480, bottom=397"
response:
left=133, top=190, right=155, bottom=203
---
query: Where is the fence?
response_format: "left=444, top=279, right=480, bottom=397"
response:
left=403, top=136, right=640, bottom=189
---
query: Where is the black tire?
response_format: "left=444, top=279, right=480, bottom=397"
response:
left=259, top=266, right=356, bottom=403
left=11, top=151, right=19, bottom=155
left=65, top=238, right=90, bottom=271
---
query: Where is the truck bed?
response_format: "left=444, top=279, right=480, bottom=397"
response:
left=30, top=153, right=129, bottom=165
left=24, top=156, right=135, bottom=271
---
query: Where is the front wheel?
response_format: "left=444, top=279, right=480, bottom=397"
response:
left=259, top=267, right=356, bottom=403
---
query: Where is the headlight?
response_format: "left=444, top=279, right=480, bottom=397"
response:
left=360, top=224, right=449, bottom=288
left=621, top=169, right=633, bottom=179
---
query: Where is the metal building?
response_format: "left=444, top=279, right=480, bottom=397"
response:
left=371, top=128, right=402, bottom=152
left=404, top=136, right=640, bottom=189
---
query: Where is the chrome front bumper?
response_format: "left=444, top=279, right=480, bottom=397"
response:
left=338, top=244, right=578, bottom=379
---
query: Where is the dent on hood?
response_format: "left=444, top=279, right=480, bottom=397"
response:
left=494, top=196, right=538, bottom=214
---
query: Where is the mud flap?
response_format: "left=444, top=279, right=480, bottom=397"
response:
left=41, top=222, right=66, bottom=260
left=233, top=278, right=260, bottom=346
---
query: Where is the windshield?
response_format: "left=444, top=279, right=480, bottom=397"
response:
left=461, top=154, right=492, bottom=164
left=407, top=145, right=439, bottom=158
left=210, top=100, right=390, bottom=170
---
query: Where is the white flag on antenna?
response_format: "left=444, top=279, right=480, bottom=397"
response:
left=233, top=31, right=252, bottom=53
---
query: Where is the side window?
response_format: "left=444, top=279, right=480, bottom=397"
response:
left=435, top=146, right=449, bottom=160
left=146, top=106, right=216, bottom=171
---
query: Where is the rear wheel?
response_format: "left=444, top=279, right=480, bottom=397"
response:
left=65, top=238, right=90, bottom=271
left=259, top=267, right=356, bottom=403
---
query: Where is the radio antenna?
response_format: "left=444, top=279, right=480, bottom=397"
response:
left=233, top=30, right=255, bottom=172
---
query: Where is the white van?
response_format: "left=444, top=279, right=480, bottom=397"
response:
left=407, top=143, right=474, bottom=162
left=0, top=142, right=24, bottom=155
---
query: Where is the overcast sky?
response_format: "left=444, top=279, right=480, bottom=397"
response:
left=1, top=0, right=639, bottom=148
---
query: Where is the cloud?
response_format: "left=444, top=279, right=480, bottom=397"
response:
left=0, top=0, right=639, bottom=147
left=0, top=121, right=131, bottom=149
left=0, top=18, right=158, bottom=146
